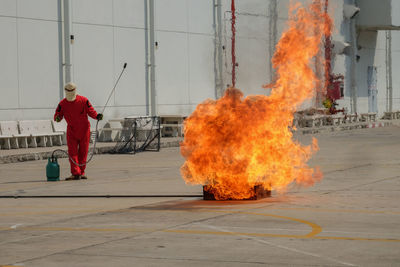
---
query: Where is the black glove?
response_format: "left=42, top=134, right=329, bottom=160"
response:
left=96, top=113, right=103, bottom=121
left=55, top=116, right=61, bottom=122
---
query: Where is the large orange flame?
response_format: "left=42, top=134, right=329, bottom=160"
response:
left=180, top=0, right=332, bottom=200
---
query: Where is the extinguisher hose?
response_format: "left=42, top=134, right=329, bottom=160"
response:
left=50, top=63, right=127, bottom=167
left=51, top=119, right=99, bottom=167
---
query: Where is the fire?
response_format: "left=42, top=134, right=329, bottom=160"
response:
left=180, top=0, right=332, bottom=200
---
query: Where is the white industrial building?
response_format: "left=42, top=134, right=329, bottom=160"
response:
left=0, top=0, right=399, bottom=123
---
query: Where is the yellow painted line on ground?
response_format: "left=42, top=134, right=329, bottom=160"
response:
left=2, top=208, right=399, bottom=243
left=134, top=208, right=322, bottom=237
left=209, top=210, right=322, bottom=237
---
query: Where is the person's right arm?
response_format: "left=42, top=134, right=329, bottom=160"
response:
left=54, top=103, right=64, bottom=122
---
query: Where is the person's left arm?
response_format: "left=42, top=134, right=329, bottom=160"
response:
left=84, top=98, right=101, bottom=120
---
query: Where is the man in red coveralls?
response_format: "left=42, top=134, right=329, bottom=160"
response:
left=54, top=82, right=103, bottom=180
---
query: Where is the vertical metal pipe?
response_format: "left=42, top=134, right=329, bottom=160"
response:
left=133, top=120, right=137, bottom=154
left=324, top=0, right=332, bottom=91
left=144, top=0, right=150, bottom=115
left=349, top=18, right=357, bottom=114
left=157, top=116, right=161, bottom=151
left=149, top=0, right=156, bottom=116
left=212, top=0, right=223, bottom=99
left=230, top=0, right=236, bottom=87
left=268, top=0, right=277, bottom=84
left=319, top=0, right=331, bottom=107
left=217, top=0, right=223, bottom=97
left=58, top=0, right=64, bottom=100
left=389, top=32, right=392, bottom=112
left=213, top=0, right=218, bottom=99
left=314, top=44, right=324, bottom=107
left=386, top=30, right=393, bottom=112
left=63, top=0, right=72, bottom=84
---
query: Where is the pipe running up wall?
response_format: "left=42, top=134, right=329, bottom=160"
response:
left=145, top=0, right=156, bottom=116
left=230, top=0, right=237, bottom=88
left=63, top=0, right=73, bottom=85
left=349, top=18, right=357, bottom=114
left=268, top=0, right=278, bottom=84
left=213, top=0, right=224, bottom=99
left=386, top=30, right=393, bottom=112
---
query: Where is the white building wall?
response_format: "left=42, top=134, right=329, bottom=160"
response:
left=71, top=0, right=147, bottom=122
left=392, top=31, right=400, bottom=110
left=0, top=0, right=61, bottom=121
left=1, top=0, right=399, bottom=122
left=155, top=0, right=215, bottom=115
left=226, top=0, right=271, bottom=96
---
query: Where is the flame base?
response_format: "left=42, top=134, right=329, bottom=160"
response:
left=203, top=184, right=271, bottom=200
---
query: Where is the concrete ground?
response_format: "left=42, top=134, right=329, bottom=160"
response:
left=0, top=127, right=399, bottom=266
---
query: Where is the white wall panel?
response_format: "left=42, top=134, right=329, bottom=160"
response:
left=391, top=31, right=400, bottom=47
left=0, top=108, right=57, bottom=121
left=155, top=31, right=189, bottom=106
left=235, top=0, right=269, bottom=17
left=113, top=27, right=146, bottom=107
left=393, top=0, right=400, bottom=26
left=102, top=106, right=147, bottom=120
left=72, top=0, right=113, bottom=25
left=113, top=0, right=144, bottom=28
left=0, top=0, right=16, bottom=16
left=234, top=14, right=268, bottom=39
left=20, top=108, right=58, bottom=120
left=390, top=31, right=400, bottom=110
left=357, top=98, right=369, bottom=114
left=392, top=47, right=400, bottom=110
left=235, top=37, right=269, bottom=96
left=72, top=24, right=114, bottom=108
left=17, top=0, right=59, bottom=21
left=332, top=54, right=346, bottom=76
left=375, top=31, right=388, bottom=50
left=158, top=103, right=194, bottom=116
left=18, top=19, right=60, bottom=108
left=155, top=0, right=187, bottom=32
left=277, top=0, right=290, bottom=20
left=188, top=0, right=213, bottom=34
left=188, top=34, right=215, bottom=104
left=3, top=0, right=400, bottom=121
left=0, top=17, right=19, bottom=109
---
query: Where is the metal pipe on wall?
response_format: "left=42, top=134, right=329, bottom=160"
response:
left=217, top=0, right=223, bottom=98
left=149, top=0, right=156, bottom=116
left=213, top=0, right=223, bottom=99
left=58, top=0, right=64, bottom=100
left=144, top=0, right=150, bottom=115
left=63, top=0, right=73, bottom=85
left=386, top=30, right=393, bottom=112
left=349, top=18, right=357, bottom=114
left=268, top=0, right=277, bottom=84
left=230, top=0, right=237, bottom=87
left=213, top=0, right=218, bottom=99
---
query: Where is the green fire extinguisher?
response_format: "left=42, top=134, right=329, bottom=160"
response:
left=46, top=157, right=60, bottom=181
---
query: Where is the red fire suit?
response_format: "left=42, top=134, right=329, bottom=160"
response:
left=54, top=95, right=98, bottom=176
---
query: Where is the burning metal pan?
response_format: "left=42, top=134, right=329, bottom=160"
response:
left=203, top=184, right=271, bottom=200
